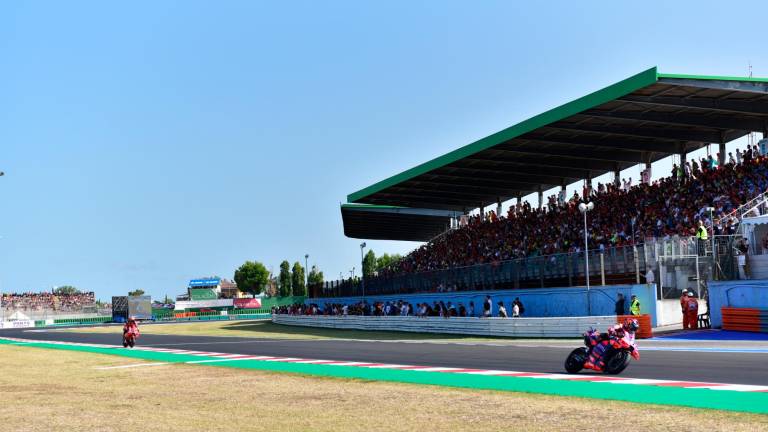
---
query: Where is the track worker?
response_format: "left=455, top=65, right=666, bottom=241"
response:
left=695, top=220, right=708, bottom=255
left=680, top=288, right=689, bottom=316
left=683, top=292, right=699, bottom=330
left=630, top=295, right=641, bottom=316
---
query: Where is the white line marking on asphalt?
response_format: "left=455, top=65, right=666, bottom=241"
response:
left=139, top=340, right=320, bottom=347
left=185, top=357, right=262, bottom=364
left=607, top=378, right=676, bottom=385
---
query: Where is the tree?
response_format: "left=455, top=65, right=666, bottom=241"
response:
left=308, top=265, right=324, bottom=286
left=291, top=262, right=306, bottom=297
left=278, top=260, right=292, bottom=297
left=233, top=260, right=270, bottom=297
left=128, top=289, right=145, bottom=296
left=375, top=253, right=402, bottom=271
left=265, top=276, right=278, bottom=297
left=362, top=249, right=376, bottom=278
left=53, top=285, right=80, bottom=295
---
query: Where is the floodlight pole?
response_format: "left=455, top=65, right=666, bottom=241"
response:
left=579, top=202, right=594, bottom=316
left=707, top=206, right=716, bottom=280
left=0, top=172, right=5, bottom=323
left=360, top=242, right=367, bottom=300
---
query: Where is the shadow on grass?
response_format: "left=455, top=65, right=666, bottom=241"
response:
left=218, top=320, right=512, bottom=341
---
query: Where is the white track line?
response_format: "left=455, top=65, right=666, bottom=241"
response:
left=7, top=336, right=768, bottom=392
left=96, top=362, right=170, bottom=370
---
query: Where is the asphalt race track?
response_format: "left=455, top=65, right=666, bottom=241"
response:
left=3, top=326, right=767, bottom=386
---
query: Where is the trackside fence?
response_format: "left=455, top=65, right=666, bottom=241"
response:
left=1, top=309, right=273, bottom=329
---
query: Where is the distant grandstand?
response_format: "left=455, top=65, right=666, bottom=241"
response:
left=318, top=67, right=768, bottom=298
left=1, top=291, right=103, bottom=320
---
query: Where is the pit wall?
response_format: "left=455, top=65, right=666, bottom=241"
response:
left=309, top=284, right=657, bottom=327
left=709, top=280, right=768, bottom=328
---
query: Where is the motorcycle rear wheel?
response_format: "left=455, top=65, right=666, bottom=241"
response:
left=564, top=347, right=588, bottom=374
left=603, top=349, right=630, bottom=375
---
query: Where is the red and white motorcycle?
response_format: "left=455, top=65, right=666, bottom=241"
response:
left=564, top=319, right=640, bottom=375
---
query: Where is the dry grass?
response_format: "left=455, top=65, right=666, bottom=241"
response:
left=0, top=345, right=766, bottom=432
left=63, top=320, right=576, bottom=344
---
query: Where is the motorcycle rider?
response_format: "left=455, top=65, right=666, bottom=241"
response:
left=123, top=317, right=140, bottom=338
left=583, top=319, right=639, bottom=372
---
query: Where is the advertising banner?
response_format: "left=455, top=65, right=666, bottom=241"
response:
left=189, top=278, right=221, bottom=288
left=174, top=299, right=234, bottom=310
left=190, top=288, right=218, bottom=301
left=1, top=320, right=34, bottom=329
left=128, top=295, right=153, bottom=320
left=234, top=298, right=262, bottom=309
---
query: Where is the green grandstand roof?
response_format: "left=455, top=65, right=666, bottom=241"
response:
left=347, top=67, right=768, bottom=212
left=341, top=204, right=460, bottom=241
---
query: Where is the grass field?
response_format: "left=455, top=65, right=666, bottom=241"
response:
left=0, top=344, right=765, bottom=432
left=63, top=320, right=578, bottom=344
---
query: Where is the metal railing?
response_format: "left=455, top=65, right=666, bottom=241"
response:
left=312, top=244, right=646, bottom=298
left=717, top=188, right=768, bottom=224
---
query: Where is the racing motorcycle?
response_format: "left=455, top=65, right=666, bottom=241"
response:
left=122, top=325, right=140, bottom=348
left=564, top=322, right=640, bottom=375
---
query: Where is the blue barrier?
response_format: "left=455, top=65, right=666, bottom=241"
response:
left=709, top=280, right=768, bottom=328
left=308, top=284, right=657, bottom=327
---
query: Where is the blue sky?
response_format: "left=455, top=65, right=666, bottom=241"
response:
left=1, top=1, right=766, bottom=300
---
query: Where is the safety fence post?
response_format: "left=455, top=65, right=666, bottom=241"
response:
left=600, top=253, right=605, bottom=286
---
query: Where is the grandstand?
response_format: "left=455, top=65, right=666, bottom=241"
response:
left=319, top=67, right=768, bottom=299
left=0, top=291, right=103, bottom=320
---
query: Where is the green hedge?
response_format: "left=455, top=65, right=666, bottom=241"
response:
left=260, top=296, right=306, bottom=309
left=52, top=316, right=112, bottom=326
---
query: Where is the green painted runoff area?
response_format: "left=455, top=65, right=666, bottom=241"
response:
left=1, top=338, right=766, bottom=414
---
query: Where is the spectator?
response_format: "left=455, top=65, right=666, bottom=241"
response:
left=512, top=297, right=525, bottom=317
left=483, top=296, right=492, bottom=318
left=615, top=293, right=625, bottom=316
left=498, top=302, right=508, bottom=318
left=363, top=153, right=768, bottom=281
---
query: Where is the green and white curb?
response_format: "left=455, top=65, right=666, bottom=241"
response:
left=2, top=337, right=767, bottom=414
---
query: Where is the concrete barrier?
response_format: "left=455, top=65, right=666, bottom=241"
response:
left=272, top=314, right=619, bottom=338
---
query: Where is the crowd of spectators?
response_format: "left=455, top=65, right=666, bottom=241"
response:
left=1, top=291, right=96, bottom=312
left=273, top=296, right=526, bottom=318
left=374, top=146, right=768, bottom=276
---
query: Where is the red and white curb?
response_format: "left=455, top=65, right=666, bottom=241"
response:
left=4, top=337, right=768, bottom=393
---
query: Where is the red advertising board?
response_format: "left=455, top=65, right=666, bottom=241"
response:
left=234, top=298, right=262, bottom=309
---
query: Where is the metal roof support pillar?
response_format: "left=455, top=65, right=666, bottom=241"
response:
left=479, top=203, right=484, bottom=219
left=496, top=198, right=502, bottom=217
left=613, top=163, right=621, bottom=187
left=678, top=144, right=687, bottom=182
left=585, top=173, right=592, bottom=199
left=645, top=161, right=652, bottom=184
left=719, top=142, right=726, bottom=165
left=559, top=180, right=566, bottom=206
left=538, top=187, right=543, bottom=210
